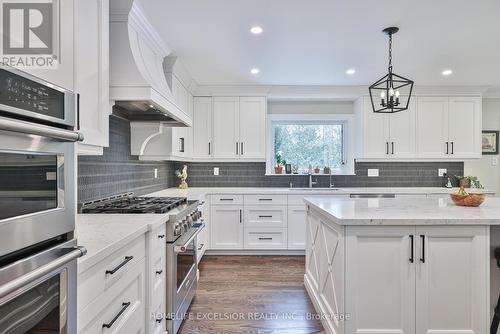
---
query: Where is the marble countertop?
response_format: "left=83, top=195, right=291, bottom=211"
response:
left=304, top=196, right=500, bottom=225
left=146, top=187, right=494, bottom=199
left=76, top=213, right=168, bottom=273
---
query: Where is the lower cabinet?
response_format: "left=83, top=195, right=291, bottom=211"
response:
left=146, top=225, right=166, bottom=333
left=210, top=205, right=243, bottom=249
left=344, top=225, right=488, bottom=334
left=196, top=198, right=210, bottom=262
left=244, top=228, right=287, bottom=249
left=287, top=206, right=307, bottom=249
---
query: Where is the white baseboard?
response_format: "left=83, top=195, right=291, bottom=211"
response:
left=205, top=249, right=305, bottom=256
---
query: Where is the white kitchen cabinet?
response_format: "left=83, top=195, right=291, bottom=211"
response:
left=342, top=225, right=488, bottom=334
left=416, top=97, right=449, bottom=158
left=244, top=227, right=287, bottom=249
left=193, top=97, right=213, bottom=159
left=360, top=97, right=416, bottom=159
left=146, top=225, right=167, bottom=333
left=345, top=226, right=415, bottom=334
left=75, top=0, right=110, bottom=155
left=196, top=198, right=210, bottom=262
left=448, top=97, right=482, bottom=158
left=213, top=97, right=240, bottom=159
left=210, top=205, right=243, bottom=249
left=22, top=0, right=74, bottom=91
left=239, top=97, right=266, bottom=160
left=287, top=206, right=307, bottom=249
left=415, top=226, right=488, bottom=334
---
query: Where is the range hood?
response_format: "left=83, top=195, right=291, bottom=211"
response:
left=109, top=0, right=192, bottom=126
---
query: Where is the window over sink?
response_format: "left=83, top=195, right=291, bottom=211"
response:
left=266, top=114, right=355, bottom=175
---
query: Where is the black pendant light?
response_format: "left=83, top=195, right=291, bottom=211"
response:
left=369, top=27, right=414, bottom=113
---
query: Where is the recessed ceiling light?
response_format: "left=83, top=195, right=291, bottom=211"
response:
left=250, top=68, right=260, bottom=74
left=250, top=26, right=263, bottom=34
left=346, top=69, right=356, bottom=75
left=442, top=69, right=453, bottom=76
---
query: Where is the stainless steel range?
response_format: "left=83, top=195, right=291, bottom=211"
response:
left=81, top=194, right=205, bottom=334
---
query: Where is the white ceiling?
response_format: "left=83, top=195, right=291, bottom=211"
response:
left=139, top=0, right=500, bottom=89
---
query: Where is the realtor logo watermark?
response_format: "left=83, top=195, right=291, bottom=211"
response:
left=1, top=0, right=58, bottom=69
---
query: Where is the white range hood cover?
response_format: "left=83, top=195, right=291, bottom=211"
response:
left=109, top=0, right=191, bottom=126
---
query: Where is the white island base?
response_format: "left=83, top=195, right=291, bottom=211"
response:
left=304, top=197, right=498, bottom=334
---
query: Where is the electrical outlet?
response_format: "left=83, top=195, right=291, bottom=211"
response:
left=438, top=168, right=447, bottom=177
left=367, top=169, right=379, bottom=177
left=213, top=167, right=219, bottom=176
left=154, top=168, right=158, bottom=179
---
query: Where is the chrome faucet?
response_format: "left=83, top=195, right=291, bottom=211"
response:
left=308, top=173, right=317, bottom=188
left=329, top=174, right=335, bottom=188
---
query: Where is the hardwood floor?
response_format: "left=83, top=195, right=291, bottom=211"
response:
left=178, top=255, right=325, bottom=334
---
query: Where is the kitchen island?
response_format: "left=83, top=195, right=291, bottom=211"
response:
left=304, top=196, right=500, bottom=334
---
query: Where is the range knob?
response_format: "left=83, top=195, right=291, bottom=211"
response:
left=173, top=223, right=182, bottom=236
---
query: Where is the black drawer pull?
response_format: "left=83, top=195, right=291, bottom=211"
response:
left=420, top=235, right=425, bottom=263
left=198, top=243, right=204, bottom=250
left=156, top=317, right=163, bottom=323
left=102, top=302, right=131, bottom=328
left=157, top=234, right=165, bottom=239
left=409, top=235, right=414, bottom=263
left=105, top=256, right=133, bottom=275
left=258, top=198, right=273, bottom=201
left=220, top=198, right=234, bottom=201
left=259, top=237, right=273, bottom=241
left=156, top=269, right=163, bottom=275
left=258, top=215, right=273, bottom=218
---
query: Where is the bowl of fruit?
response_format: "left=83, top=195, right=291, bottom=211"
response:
left=450, top=187, right=486, bottom=207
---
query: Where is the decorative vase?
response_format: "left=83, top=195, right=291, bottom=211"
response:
left=274, top=166, right=283, bottom=174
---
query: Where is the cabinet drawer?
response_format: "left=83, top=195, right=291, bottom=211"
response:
left=78, top=258, right=146, bottom=333
left=78, top=235, right=146, bottom=311
left=244, top=206, right=287, bottom=228
left=150, top=255, right=165, bottom=310
left=244, top=228, right=287, bottom=249
left=150, top=302, right=166, bottom=334
left=211, top=194, right=243, bottom=205
left=244, top=194, right=287, bottom=205
left=149, top=225, right=166, bottom=263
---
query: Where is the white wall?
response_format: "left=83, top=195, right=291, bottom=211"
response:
left=268, top=101, right=353, bottom=114
left=464, top=98, right=500, bottom=192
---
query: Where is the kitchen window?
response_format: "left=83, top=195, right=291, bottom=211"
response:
left=267, top=114, right=355, bottom=175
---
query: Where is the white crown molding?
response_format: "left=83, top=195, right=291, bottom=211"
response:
left=194, top=84, right=489, bottom=100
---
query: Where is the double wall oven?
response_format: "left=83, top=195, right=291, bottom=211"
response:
left=0, top=66, right=85, bottom=333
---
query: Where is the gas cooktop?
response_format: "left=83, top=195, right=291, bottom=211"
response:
left=81, top=195, right=188, bottom=214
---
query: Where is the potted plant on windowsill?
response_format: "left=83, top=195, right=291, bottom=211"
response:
left=275, top=151, right=286, bottom=174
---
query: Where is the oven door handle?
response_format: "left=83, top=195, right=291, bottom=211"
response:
left=0, top=246, right=86, bottom=299
left=174, top=224, right=205, bottom=253
left=0, top=116, right=84, bottom=142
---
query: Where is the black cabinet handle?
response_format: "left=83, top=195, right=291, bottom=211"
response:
left=105, top=256, right=133, bottom=275
left=420, top=235, right=425, bottom=263
left=236, top=142, right=238, bottom=155
left=156, top=317, right=163, bottom=324
left=451, top=142, right=454, bottom=154
left=258, top=215, right=273, bottom=218
left=258, top=198, right=273, bottom=201
left=386, top=142, right=389, bottom=154
left=220, top=198, right=234, bottom=201
left=208, top=142, right=211, bottom=155
left=409, top=235, right=414, bottom=263
left=77, top=93, right=81, bottom=130
left=239, top=209, right=242, bottom=223
left=259, top=237, right=273, bottom=241
left=446, top=142, right=449, bottom=154
left=157, top=234, right=165, bottom=239
left=179, top=137, right=185, bottom=153
left=102, top=302, right=131, bottom=328
left=198, top=243, right=204, bottom=250
left=241, top=142, right=243, bottom=155
left=156, top=270, right=163, bottom=275
left=391, top=142, right=394, bottom=154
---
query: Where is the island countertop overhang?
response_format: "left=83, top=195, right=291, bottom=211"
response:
left=304, top=197, right=500, bottom=225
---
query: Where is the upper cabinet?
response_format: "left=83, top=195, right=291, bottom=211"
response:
left=21, top=0, right=74, bottom=91
left=359, top=97, right=416, bottom=159
left=209, top=97, right=266, bottom=161
left=75, top=0, right=110, bottom=155
left=193, top=97, right=213, bottom=159
left=357, top=95, right=481, bottom=160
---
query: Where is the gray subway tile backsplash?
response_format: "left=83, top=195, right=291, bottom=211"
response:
left=78, top=115, right=464, bottom=202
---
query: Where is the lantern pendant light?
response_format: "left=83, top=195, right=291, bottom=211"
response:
left=369, top=27, right=414, bottom=113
